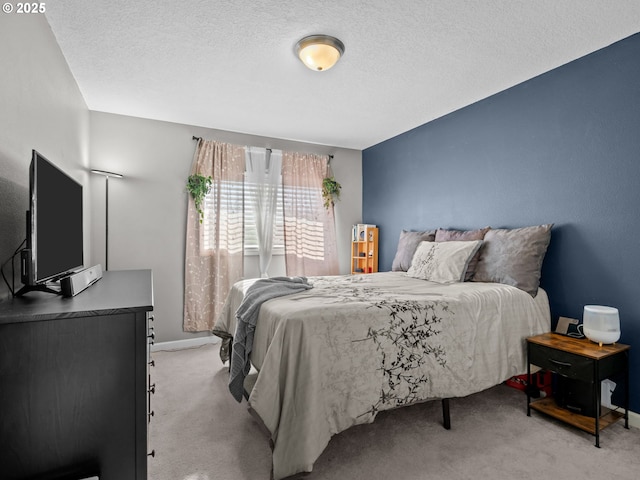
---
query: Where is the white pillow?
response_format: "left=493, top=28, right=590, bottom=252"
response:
left=407, top=240, right=483, bottom=283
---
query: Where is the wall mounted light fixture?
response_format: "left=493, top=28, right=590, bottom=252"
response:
left=295, top=34, right=345, bottom=71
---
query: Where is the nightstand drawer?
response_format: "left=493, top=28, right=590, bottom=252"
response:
left=529, top=344, right=594, bottom=381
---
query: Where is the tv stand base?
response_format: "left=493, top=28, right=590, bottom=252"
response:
left=14, top=284, right=61, bottom=297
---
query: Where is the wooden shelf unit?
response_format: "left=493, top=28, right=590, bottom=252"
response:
left=351, top=226, right=378, bottom=274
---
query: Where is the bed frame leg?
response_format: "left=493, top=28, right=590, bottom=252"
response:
left=442, top=398, right=451, bottom=430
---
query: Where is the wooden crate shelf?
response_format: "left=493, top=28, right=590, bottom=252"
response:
left=351, top=226, right=378, bottom=274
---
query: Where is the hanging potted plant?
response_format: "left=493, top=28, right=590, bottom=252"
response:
left=186, top=174, right=212, bottom=223
left=322, top=176, right=342, bottom=210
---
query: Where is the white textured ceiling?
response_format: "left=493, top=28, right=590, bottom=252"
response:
left=45, top=1, right=640, bottom=150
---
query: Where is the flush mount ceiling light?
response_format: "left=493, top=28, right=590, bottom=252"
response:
left=295, top=34, right=345, bottom=71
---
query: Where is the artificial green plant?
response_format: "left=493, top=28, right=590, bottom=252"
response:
left=187, top=174, right=212, bottom=223
left=322, top=176, right=342, bottom=210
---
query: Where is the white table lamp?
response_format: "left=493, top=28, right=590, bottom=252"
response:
left=583, top=305, right=620, bottom=346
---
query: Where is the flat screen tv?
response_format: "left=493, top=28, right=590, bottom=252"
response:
left=19, top=150, right=84, bottom=294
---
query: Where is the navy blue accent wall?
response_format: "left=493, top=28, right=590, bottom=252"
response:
left=363, top=34, right=640, bottom=412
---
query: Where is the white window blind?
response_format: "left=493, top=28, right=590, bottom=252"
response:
left=282, top=184, right=325, bottom=260
left=202, top=177, right=325, bottom=256
left=202, top=179, right=286, bottom=254
left=201, top=180, right=244, bottom=255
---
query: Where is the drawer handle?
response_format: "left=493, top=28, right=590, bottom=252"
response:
left=148, top=449, right=156, bottom=458
left=549, top=359, right=572, bottom=368
left=148, top=383, right=156, bottom=395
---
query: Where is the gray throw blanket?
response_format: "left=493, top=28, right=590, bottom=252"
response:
left=229, top=276, right=312, bottom=402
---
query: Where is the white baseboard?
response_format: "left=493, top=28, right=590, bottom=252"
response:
left=151, top=335, right=220, bottom=352
left=624, top=407, right=640, bottom=429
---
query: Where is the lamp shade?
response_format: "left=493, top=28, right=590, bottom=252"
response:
left=91, top=169, right=123, bottom=178
left=295, top=35, right=345, bottom=71
left=583, top=305, right=620, bottom=345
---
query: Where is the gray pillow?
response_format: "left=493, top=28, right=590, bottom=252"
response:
left=435, top=227, right=491, bottom=281
left=473, top=224, right=553, bottom=296
left=391, top=230, right=436, bottom=272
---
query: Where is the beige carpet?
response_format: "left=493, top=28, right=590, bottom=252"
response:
left=148, top=343, right=639, bottom=480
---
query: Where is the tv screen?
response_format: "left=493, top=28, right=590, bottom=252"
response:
left=28, top=150, right=84, bottom=284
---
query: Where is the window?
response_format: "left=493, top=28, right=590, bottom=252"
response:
left=202, top=179, right=325, bottom=257
left=201, top=178, right=286, bottom=256
left=201, top=180, right=244, bottom=255
left=242, top=179, right=285, bottom=255
left=282, top=184, right=326, bottom=260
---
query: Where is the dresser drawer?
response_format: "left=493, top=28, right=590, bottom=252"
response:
left=529, top=344, right=594, bottom=382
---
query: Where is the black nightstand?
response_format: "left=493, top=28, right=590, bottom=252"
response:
left=526, top=332, right=630, bottom=447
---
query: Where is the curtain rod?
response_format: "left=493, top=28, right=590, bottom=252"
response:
left=192, top=137, right=334, bottom=161
left=193, top=138, right=270, bottom=152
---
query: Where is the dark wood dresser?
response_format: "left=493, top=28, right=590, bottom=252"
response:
left=0, top=270, right=154, bottom=480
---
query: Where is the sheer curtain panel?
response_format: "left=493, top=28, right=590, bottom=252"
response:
left=282, top=152, right=339, bottom=276
left=245, top=147, right=283, bottom=277
left=184, top=140, right=246, bottom=332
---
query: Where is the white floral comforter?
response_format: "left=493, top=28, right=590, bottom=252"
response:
left=213, top=272, right=550, bottom=479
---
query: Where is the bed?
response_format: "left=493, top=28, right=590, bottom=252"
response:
left=213, top=270, right=551, bottom=479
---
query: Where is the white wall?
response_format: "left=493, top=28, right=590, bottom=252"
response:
left=0, top=14, right=90, bottom=300
left=89, top=112, right=362, bottom=343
